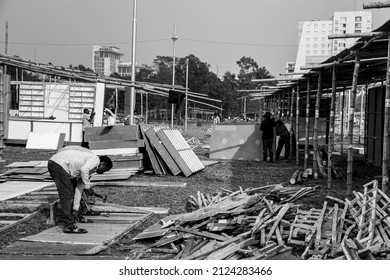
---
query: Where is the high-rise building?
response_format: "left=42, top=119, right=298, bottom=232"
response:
left=294, top=11, right=372, bottom=73
left=92, top=46, right=124, bottom=76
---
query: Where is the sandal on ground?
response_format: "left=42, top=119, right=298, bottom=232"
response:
left=78, top=216, right=94, bottom=223
left=63, top=225, right=88, bottom=234
left=84, top=210, right=101, bottom=216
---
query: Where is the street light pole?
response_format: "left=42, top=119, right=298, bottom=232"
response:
left=129, top=0, right=137, bottom=125
left=185, top=58, right=189, bottom=130
left=171, top=25, right=178, bottom=128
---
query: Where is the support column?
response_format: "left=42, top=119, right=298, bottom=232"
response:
left=313, top=71, right=322, bottom=180
left=340, top=87, right=346, bottom=154
left=304, top=79, right=311, bottom=171
left=296, top=84, right=300, bottom=165
left=382, top=35, right=390, bottom=194
left=347, top=51, right=361, bottom=195
left=290, top=87, right=294, bottom=160
left=328, top=64, right=337, bottom=188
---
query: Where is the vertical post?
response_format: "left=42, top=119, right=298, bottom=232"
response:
left=313, top=71, right=322, bottom=180
left=282, top=90, right=285, bottom=121
left=277, top=93, right=281, bottom=119
left=5, top=21, right=8, bottom=55
left=296, top=84, right=300, bottom=165
left=129, top=0, right=137, bottom=125
left=347, top=51, right=361, bottom=195
left=140, top=90, right=143, bottom=116
left=185, top=58, right=189, bottom=130
left=145, top=92, right=148, bottom=124
left=290, top=87, right=294, bottom=160
left=0, top=68, right=5, bottom=162
left=304, top=79, right=311, bottom=171
left=382, top=36, right=390, bottom=194
left=171, top=25, right=178, bottom=128
left=328, top=64, right=337, bottom=188
left=340, top=87, right=346, bottom=153
left=243, top=97, right=247, bottom=120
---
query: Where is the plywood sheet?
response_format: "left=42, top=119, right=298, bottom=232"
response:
left=209, top=124, right=263, bottom=160
left=26, top=132, right=65, bottom=150
left=145, top=127, right=181, bottom=176
left=0, top=181, right=55, bottom=202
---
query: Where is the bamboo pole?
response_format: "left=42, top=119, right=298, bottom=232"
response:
left=277, top=93, right=281, bottom=119
left=290, top=88, right=294, bottom=160
left=304, top=78, right=311, bottom=171
left=0, top=69, right=4, bottom=162
left=282, top=90, right=286, bottom=121
left=313, top=71, right=322, bottom=180
left=340, top=88, right=346, bottom=153
left=347, top=51, right=361, bottom=196
left=296, top=84, right=300, bottom=165
left=381, top=35, right=390, bottom=194
left=328, top=65, right=337, bottom=188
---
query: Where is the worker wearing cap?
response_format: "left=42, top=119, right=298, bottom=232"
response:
left=260, top=112, right=276, bottom=162
left=48, top=147, right=112, bottom=234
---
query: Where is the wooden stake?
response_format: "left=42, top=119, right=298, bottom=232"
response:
left=328, top=64, right=337, bottom=188
left=304, top=78, right=311, bottom=171
left=313, top=71, right=322, bottom=180
left=347, top=51, right=361, bottom=196
left=382, top=35, right=390, bottom=194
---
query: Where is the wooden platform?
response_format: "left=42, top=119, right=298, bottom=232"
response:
left=0, top=202, right=153, bottom=256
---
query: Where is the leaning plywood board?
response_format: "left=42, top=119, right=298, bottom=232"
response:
left=89, top=140, right=144, bottom=150
left=140, top=124, right=164, bottom=175
left=145, top=127, right=181, bottom=176
left=85, top=125, right=140, bottom=142
left=0, top=181, right=55, bottom=202
left=156, top=129, right=204, bottom=177
left=26, top=132, right=65, bottom=150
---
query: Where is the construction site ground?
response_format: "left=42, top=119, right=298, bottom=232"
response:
left=0, top=125, right=381, bottom=259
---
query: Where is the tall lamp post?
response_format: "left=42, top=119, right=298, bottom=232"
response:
left=171, top=25, right=178, bottom=128
left=129, top=0, right=137, bottom=125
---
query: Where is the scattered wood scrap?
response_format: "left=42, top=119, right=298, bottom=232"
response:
left=133, top=183, right=317, bottom=260
left=290, top=180, right=390, bottom=260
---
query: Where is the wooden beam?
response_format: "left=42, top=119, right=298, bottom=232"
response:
left=252, top=77, right=301, bottom=83
left=363, top=1, right=390, bottom=9
left=304, top=78, right=311, bottom=171
left=295, top=84, right=300, bottom=165
left=328, top=31, right=388, bottom=39
left=313, top=71, right=322, bottom=180
left=382, top=35, right=390, bottom=194
left=328, top=65, right=337, bottom=188
left=347, top=52, right=361, bottom=195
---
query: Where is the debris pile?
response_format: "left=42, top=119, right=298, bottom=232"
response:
left=133, top=183, right=317, bottom=260
left=133, top=180, right=390, bottom=260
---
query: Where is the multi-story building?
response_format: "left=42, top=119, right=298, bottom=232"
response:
left=294, top=11, right=372, bottom=72
left=92, top=46, right=124, bottom=76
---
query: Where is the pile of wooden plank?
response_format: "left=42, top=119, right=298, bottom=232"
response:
left=132, top=184, right=317, bottom=260
left=0, top=161, right=52, bottom=182
left=289, top=180, right=390, bottom=260
left=85, top=125, right=145, bottom=179
left=140, top=124, right=204, bottom=177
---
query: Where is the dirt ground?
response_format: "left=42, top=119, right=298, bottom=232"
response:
left=0, top=125, right=382, bottom=259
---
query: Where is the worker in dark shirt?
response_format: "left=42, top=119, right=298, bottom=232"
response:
left=260, top=112, right=276, bottom=162
left=275, top=119, right=290, bottom=160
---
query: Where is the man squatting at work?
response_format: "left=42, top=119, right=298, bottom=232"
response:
left=48, top=146, right=113, bottom=234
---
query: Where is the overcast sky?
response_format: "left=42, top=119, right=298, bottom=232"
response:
left=0, top=0, right=389, bottom=77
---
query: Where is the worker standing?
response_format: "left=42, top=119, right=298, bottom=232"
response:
left=47, top=147, right=112, bottom=233
left=275, top=119, right=290, bottom=161
left=81, top=108, right=94, bottom=148
left=260, top=112, right=276, bottom=163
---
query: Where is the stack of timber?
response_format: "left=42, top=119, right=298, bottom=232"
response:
left=289, top=180, right=390, bottom=260
left=0, top=161, right=52, bottom=182
left=140, top=124, right=204, bottom=177
left=85, top=125, right=145, bottom=178
left=132, top=183, right=317, bottom=260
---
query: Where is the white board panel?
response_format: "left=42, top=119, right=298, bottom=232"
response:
left=26, top=132, right=65, bottom=150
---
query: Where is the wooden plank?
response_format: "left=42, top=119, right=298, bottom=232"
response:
left=4, top=162, right=39, bottom=168
left=174, top=226, right=227, bottom=242
left=145, top=127, right=181, bottom=176
left=132, top=214, right=182, bottom=241
left=206, top=237, right=257, bottom=260
left=93, top=181, right=186, bottom=188
left=90, top=173, right=133, bottom=182
left=0, top=181, right=54, bottom=202
left=86, top=132, right=140, bottom=142
left=85, top=125, right=140, bottom=135
left=91, top=148, right=139, bottom=156
left=6, top=167, right=48, bottom=175
left=89, top=140, right=145, bottom=150
left=91, top=201, right=169, bottom=215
